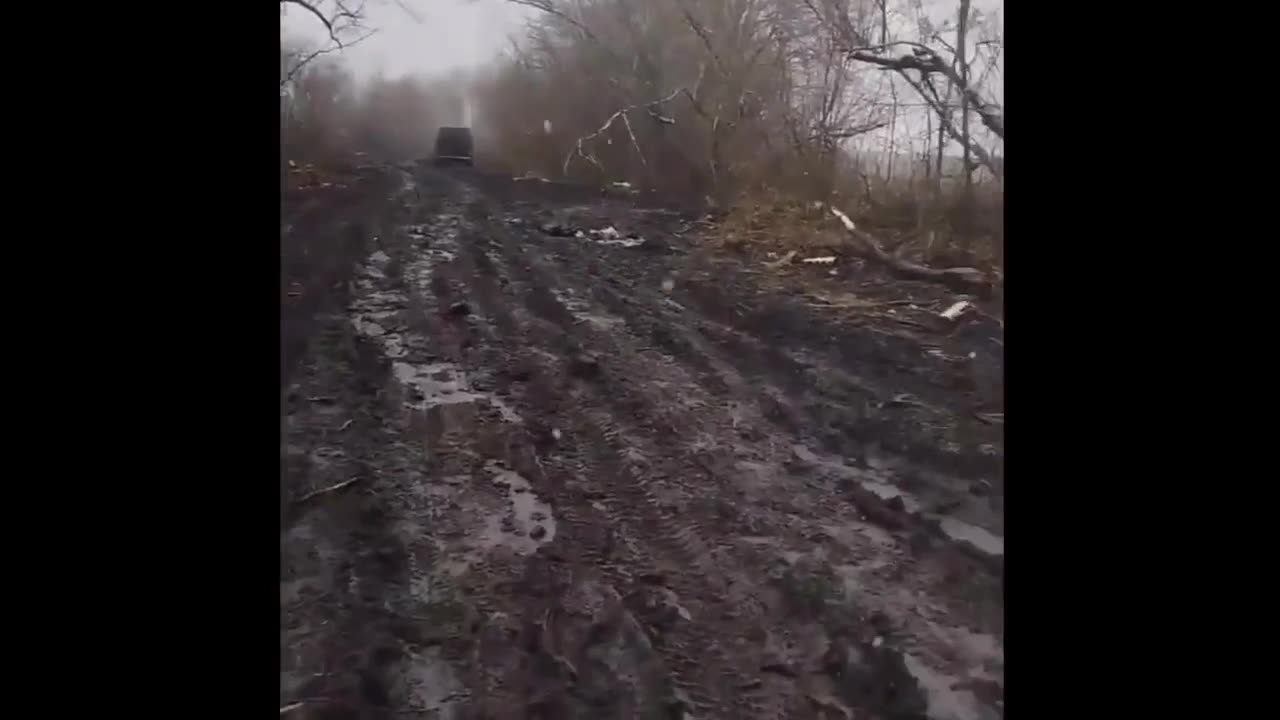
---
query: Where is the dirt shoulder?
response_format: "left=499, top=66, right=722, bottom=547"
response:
left=281, top=166, right=1003, bottom=720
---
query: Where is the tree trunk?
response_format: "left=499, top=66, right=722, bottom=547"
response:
left=957, top=0, right=973, bottom=247
left=880, top=1, right=895, bottom=184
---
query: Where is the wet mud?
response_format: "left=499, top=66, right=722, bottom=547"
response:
left=282, top=166, right=1004, bottom=720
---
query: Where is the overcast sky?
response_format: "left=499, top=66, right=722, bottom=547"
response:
left=282, top=0, right=1001, bottom=164
left=282, top=0, right=998, bottom=82
left=282, top=0, right=530, bottom=79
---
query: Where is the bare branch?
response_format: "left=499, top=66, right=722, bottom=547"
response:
left=562, top=88, right=685, bottom=176
left=281, top=29, right=377, bottom=89
left=283, top=0, right=336, bottom=38
left=819, top=119, right=890, bottom=141
left=282, top=45, right=342, bottom=89
left=899, top=69, right=1001, bottom=179
left=847, top=49, right=1003, bottom=139
left=620, top=112, right=648, bottom=169
left=281, top=0, right=367, bottom=48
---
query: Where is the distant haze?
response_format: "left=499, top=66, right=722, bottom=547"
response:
left=281, top=0, right=530, bottom=80
left=282, top=0, right=1001, bottom=161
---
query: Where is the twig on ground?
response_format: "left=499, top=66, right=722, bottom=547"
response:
left=338, top=419, right=353, bottom=432
left=294, top=477, right=363, bottom=505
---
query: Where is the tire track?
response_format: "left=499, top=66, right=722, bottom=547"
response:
left=440, top=186, right=797, bottom=719
left=525, top=223, right=1004, bottom=600
left=445, top=176, right=1002, bottom=720
left=286, top=167, right=1003, bottom=720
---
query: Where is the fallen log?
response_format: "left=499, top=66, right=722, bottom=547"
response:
left=826, top=205, right=992, bottom=290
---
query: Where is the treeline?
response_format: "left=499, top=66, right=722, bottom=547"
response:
left=280, top=41, right=469, bottom=164
left=281, top=0, right=1003, bottom=265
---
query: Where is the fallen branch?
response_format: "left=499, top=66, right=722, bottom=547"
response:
left=827, top=206, right=990, bottom=289
left=293, top=477, right=363, bottom=505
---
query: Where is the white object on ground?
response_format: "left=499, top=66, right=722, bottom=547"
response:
left=940, top=301, right=973, bottom=321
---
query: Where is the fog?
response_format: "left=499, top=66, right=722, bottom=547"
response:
left=282, top=0, right=1002, bottom=187
left=281, top=0, right=531, bottom=80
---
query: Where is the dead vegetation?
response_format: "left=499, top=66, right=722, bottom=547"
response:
left=280, top=0, right=1003, bottom=283
left=476, top=0, right=1003, bottom=279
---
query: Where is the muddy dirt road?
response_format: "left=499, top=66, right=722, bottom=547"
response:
left=282, top=165, right=1004, bottom=720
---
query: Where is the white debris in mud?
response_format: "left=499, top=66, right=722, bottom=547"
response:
left=569, top=225, right=647, bottom=248
left=939, top=517, right=1004, bottom=557
left=940, top=300, right=973, bottom=321
left=598, top=235, right=646, bottom=247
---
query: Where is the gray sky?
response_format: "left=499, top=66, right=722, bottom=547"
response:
left=281, top=0, right=530, bottom=79
left=282, top=0, right=1001, bottom=167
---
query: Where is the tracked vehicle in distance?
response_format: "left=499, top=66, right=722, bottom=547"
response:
left=433, top=127, right=474, bottom=167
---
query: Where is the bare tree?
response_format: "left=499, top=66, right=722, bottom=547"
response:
left=804, top=0, right=1002, bottom=180
left=956, top=0, right=972, bottom=194
left=280, top=1, right=378, bottom=90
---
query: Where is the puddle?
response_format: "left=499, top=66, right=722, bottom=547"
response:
left=552, top=289, right=626, bottom=330
left=429, top=463, right=559, bottom=578
left=488, top=396, right=523, bottom=424
left=902, top=653, right=995, bottom=720
left=401, top=647, right=466, bottom=718
left=823, top=521, right=896, bottom=549
left=350, top=245, right=523, bottom=424
left=860, top=480, right=923, bottom=513
left=938, top=518, right=1004, bottom=557
left=833, top=559, right=892, bottom=596
left=393, top=362, right=483, bottom=410
left=480, top=461, right=556, bottom=554
left=794, top=444, right=1005, bottom=559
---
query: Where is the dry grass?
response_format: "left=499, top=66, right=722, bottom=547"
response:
left=710, top=188, right=843, bottom=259
left=711, top=180, right=1003, bottom=276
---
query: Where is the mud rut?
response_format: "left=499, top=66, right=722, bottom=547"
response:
left=282, top=168, right=1004, bottom=720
